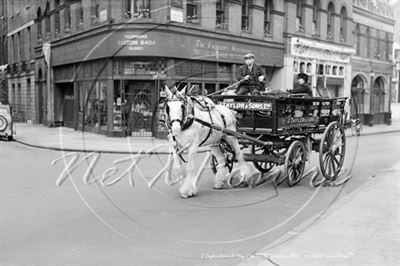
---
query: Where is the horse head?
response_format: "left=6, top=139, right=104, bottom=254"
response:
left=164, top=85, right=189, bottom=136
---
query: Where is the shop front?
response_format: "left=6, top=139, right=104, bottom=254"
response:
left=51, top=28, right=284, bottom=137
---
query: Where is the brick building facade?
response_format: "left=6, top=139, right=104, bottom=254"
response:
left=0, top=0, right=8, bottom=104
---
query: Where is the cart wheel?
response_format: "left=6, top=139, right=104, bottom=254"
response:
left=210, top=142, right=235, bottom=174
left=319, top=122, right=346, bottom=180
left=251, top=145, right=275, bottom=173
left=285, top=140, right=307, bottom=187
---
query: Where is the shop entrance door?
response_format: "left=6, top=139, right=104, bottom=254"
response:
left=62, top=84, right=74, bottom=127
left=124, top=81, right=156, bottom=137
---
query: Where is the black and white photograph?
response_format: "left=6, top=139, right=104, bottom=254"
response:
left=0, top=0, right=399, bottom=265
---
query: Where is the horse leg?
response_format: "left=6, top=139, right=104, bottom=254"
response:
left=224, top=135, right=245, bottom=163
left=179, top=144, right=199, bottom=198
left=210, top=146, right=229, bottom=189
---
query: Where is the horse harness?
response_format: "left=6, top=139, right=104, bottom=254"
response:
left=165, top=95, right=227, bottom=160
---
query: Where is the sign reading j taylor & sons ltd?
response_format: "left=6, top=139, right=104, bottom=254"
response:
left=219, top=102, right=272, bottom=111
left=51, top=30, right=283, bottom=67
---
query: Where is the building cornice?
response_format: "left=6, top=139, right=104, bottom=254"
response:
left=353, top=6, right=395, bottom=25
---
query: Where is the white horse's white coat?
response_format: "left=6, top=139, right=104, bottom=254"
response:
left=164, top=86, right=247, bottom=198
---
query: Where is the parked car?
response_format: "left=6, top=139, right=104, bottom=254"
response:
left=0, top=103, right=15, bottom=141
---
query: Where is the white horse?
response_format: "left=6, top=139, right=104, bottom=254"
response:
left=164, top=86, right=246, bottom=198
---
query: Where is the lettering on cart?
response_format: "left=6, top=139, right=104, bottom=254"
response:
left=220, top=102, right=272, bottom=111
left=279, top=117, right=319, bottom=128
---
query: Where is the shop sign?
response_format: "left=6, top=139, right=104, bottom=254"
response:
left=99, top=9, right=108, bottom=23
left=170, top=8, right=184, bottom=23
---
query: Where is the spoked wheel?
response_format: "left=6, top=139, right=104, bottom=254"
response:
left=251, top=144, right=275, bottom=173
left=319, top=122, right=346, bottom=180
left=210, top=140, right=235, bottom=174
left=285, top=140, right=307, bottom=187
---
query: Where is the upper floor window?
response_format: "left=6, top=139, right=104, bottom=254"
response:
left=264, top=0, right=273, bottom=36
left=91, top=1, right=100, bottom=25
left=187, top=0, right=199, bottom=23
left=366, top=27, right=371, bottom=58
left=65, top=4, right=71, bottom=33
left=77, top=1, right=84, bottom=30
left=296, top=0, right=305, bottom=32
left=216, top=0, right=228, bottom=29
left=54, top=0, right=60, bottom=37
left=36, top=7, right=42, bottom=42
left=327, top=2, right=334, bottom=40
left=386, top=33, right=393, bottom=61
left=312, top=0, right=320, bottom=36
left=44, top=2, right=50, bottom=41
left=340, top=6, right=347, bottom=42
left=125, top=0, right=151, bottom=18
left=241, top=0, right=250, bottom=32
left=354, top=24, right=360, bottom=56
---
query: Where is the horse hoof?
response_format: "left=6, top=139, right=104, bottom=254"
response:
left=213, top=184, right=224, bottom=190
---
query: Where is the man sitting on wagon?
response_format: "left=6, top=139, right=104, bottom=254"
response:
left=287, top=72, right=313, bottom=97
left=235, top=53, right=266, bottom=95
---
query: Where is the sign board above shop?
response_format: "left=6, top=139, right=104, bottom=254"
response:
left=51, top=29, right=283, bottom=67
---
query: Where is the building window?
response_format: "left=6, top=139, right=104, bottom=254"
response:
left=216, top=0, right=228, bottom=29
left=327, top=2, right=334, bottom=40
left=296, top=0, right=305, bottom=32
left=375, top=30, right=381, bottom=59
left=91, top=0, right=100, bottom=25
left=44, top=2, right=50, bottom=41
left=77, top=1, right=84, bottom=30
left=354, top=24, right=360, bottom=56
left=55, top=0, right=60, bottom=37
left=125, top=0, right=151, bottom=18
left=241, top=0, right=250, bottom=32
left=340, top=6, right=347, bottom=42
left=386, top=33, right=393, bottom=61
left=65, top=4, right=71, bottom=33
left=187, top=0, right=199, bottom=23
left=264, top=0, right=273, bottom=36
left=312, top=0, right=320, bottom=36
left=36, top=7, right=42, bottom=43
left=366, top=27, right=371, bottom=58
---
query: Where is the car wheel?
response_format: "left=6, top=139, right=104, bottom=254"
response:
left=0, top=115, right=8, bottom=132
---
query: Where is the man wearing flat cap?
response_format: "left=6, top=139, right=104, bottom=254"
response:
left=288, top=72, right=313, bottom=96
left=236, top=53, right=266, bottom=95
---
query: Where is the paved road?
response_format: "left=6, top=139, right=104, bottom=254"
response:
left=1, top=132, right=399, bottom=266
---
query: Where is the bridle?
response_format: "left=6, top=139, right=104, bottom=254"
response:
left=164, top=92, right=194, bottom=131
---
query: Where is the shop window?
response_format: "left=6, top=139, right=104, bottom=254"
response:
left=332, top=66, right=338, bottom=75
left=325, top=65, right=331, bottom=75
left=312, top=0, right=320, bottom=36
left=296, top=0, right=305, bottom=32
left=241, top=0, right=250, bottom=32
left=187, top=0, right=199, bottom=23
left=306, top=63, right=312, bottom=73
left=317, top=64, right=324, bottom=75
left=125, top=0, right=151, bottom=19
left=216, top=0, right=228, bottom=29
left=264, top=0, right=273, bottom=36
left=293, top=61, right=299, bottom=72
left=299, top=62, right=305, bottom=73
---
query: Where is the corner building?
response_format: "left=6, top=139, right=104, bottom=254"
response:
left=8, top=0, right=287, bottom=137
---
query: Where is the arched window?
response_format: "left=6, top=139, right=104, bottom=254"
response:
left=36, top=7, right=42, bottom=43
left=264, top=0, right=273, bottom=36
left=296, top=0, right=305, bottom=32
left=312, top=0, right=321, bottom=35
left=351, top=75, right=365, bottom=117
left=340, top=6, right=347, bottom=42
left=327, top=2, right=334, bottom=39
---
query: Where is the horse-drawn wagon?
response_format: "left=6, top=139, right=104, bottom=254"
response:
left=162, top=85, right=348, bottom=197
left=208, top=93, right=347, bottom=186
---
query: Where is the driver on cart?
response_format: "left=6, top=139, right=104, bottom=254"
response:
left=236, top=53, right=266, bottom=95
